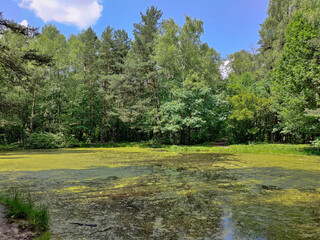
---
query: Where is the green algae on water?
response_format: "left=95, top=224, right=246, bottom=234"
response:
left=0, top=148, right=319, bottom=239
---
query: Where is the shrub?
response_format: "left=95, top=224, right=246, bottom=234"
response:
left=311, top=138, right=320, bottom=148
left=0, top=142, right=23, bottom=151
left=64, top=136, right=80, bottom=148
left=141, top=139, right=162, bottom=148
left=24, top=133, right=64, bottom=149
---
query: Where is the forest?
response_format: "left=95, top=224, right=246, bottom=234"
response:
left=1, top=0, right=320, bottom=147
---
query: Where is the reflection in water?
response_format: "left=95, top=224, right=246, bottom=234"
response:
left=223, top=211, right=233, bottom=240
left=222, top=210, right=267, bottom=240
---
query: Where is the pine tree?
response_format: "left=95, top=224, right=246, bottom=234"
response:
left=68, top=28, right=100, bottom=141
left=118, top=6, right=163, bottom=139
left=98, top=27, right=130, bottom=141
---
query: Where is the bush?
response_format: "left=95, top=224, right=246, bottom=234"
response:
left=24, top=133, right=65, bottom=149
left=311, top=138, right=320, bottom=148
left=140, top=139, right=162, bottom=148
left=0, top=142, right=23, bottom=151
left=64, top=136, right=80, bottom=148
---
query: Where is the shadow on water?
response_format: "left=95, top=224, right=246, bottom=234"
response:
left=233, top=167, right=320, bottom=190
left=0, top=166, right=154, bottom=191
left=218, top=166, right=320, bottom=240
left=229, top=193, right=320, bottom=240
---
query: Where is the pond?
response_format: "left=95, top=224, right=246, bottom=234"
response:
left=0, top=148, right=319, bottom=239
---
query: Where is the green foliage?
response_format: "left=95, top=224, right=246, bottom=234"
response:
left=154, top=15, right=223, bottom=144
left=98, top=26, right=130, bottom=142
left=227, top=50, right=256, bottom=76
left=0, top=142, right=23, bottom=151
left=64, top=136, right=80, bottom=148
left=114, top=6, right=163, bottom=136
left=271, top=10, right=320, bottom=139
left=160, top=89, right=228, bottom=144
left=2, top=2, right=320, bottom=146
left=258, top=0, right=295, bottom=72
left=140, top=139, right=163, bottom=148
left=24, top=133, right=65, bottom=149
left=311, top=137, right=320, bottom=148
left=226, top=71, right=274, bottom=143
left=0, top=14, right=52, bottom=142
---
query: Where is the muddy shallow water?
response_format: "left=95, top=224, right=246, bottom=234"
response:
left=0, top=148, right=319, bottom=239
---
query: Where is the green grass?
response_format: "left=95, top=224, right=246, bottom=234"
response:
left=72, top=141, right=320, bottom=155
left=2, top=141, right=320, bottom=156
left=35, top=232, right=51, bottom=240
left=0, top=188, right=49, bottom=235
left=163, top=143, right=320, bottom=155
left=71, top=142, right=320, bottom=155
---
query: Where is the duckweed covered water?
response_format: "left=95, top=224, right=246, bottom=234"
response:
left=0, top=148, right=319, bottom=239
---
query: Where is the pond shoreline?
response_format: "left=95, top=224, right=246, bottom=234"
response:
left=1, top=143, right=320, bottom=156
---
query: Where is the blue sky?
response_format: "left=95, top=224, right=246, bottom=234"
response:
left=1, top=0, right=269, bottom=58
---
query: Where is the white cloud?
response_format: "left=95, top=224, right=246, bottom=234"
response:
left=18, top=0, right=103, bottom=29
left=20, top=19, right=29, bottom=27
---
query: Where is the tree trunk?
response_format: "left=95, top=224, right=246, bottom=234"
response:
left=29, top=90, right=36, bottom=133
left=101, top=80, right=107, bottom=142
left=151, top=76, right=162, bottom=138
left=89, top=78, right=93, bottom=121
left=57, top=72, right=61, bottom=126
left=89, top=76, right=94, bottom=140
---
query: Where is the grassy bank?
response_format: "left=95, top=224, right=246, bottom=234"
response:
left=1, top=141, right=320, bottom=156
left=0, top=189, right=50, bottom=239
left=163, top=143, right=320, bottom=155
left=80, top=142, right=320, bottom=156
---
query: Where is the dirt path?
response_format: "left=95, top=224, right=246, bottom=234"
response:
left=0, top=204, right=35, bottom=240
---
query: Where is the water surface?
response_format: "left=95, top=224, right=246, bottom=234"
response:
left=0, top=148, right=319, bottom=239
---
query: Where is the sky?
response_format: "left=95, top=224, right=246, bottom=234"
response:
left=1, top=0, right=269, bottom=58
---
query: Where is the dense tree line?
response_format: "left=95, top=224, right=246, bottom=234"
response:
left=226, top=0, right=320, bottom=143
left=1, top=0, right=320, bottom=146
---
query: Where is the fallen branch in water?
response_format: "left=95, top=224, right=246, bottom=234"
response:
left=70, top=222, right=97, bottom=227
